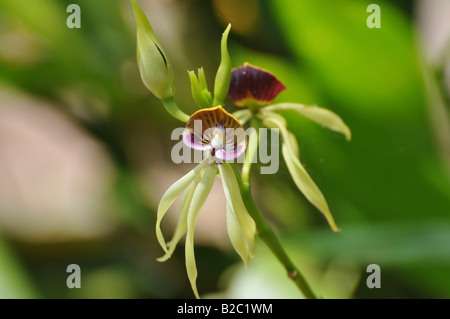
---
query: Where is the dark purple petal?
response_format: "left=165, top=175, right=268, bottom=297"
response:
left=228, top=63, right=287, bottom=107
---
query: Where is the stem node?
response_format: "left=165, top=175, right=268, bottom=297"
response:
left=288, top=270, right=298, bottom=280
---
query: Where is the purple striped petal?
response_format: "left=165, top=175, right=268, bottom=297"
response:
left=183, top=106, right=247, bottom=161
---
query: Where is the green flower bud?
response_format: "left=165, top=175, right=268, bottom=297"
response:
left=131, top=0, right=175, bottom=100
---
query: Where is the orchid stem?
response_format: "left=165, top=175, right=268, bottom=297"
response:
left=232, top=159, right=317, bottom=299
left=162, top=97, right=190, bottom=123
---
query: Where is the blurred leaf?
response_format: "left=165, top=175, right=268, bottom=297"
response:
left=290, top=221, right=450, bottom=266
left=223, top=220, right=450, bottom=298
left=271, top=0, right=424, bottom=123
left=219, top=238, right=360, bottom=299
left=70, top=266, right=139, bottom=299
left=0, top=0, right=133, bottom=108
left=249, top=0, right=450, bottom=225
left=290, top=221, right=450, bottom=298
left=0, top=239, right=38, bottom=298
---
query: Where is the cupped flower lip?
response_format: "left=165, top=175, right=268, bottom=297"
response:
left=182, top=106, right=247, bottom=161
left=228, top=63, right=287, bottom=108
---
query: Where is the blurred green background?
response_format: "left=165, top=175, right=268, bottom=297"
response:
left=0, top=0, right=449, bottom=298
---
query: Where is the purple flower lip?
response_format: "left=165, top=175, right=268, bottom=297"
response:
left=228, top=63, right=287, bottom=107
left=182, top=106, right=247, bottom=161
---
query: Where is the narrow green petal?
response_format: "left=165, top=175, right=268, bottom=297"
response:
left=287, top=131, right=300, bottom=158
left=219, top=163, right=256, bottom=258
left=213, top=24, right=232, bottom=106
left=226, top=203, right=250, bottom=267
left=261, top=111, right=287, bottom=129
left=264, top=103, right=351, bottom=141
left=261, top=112, right=297, bottom=158
left=232, top=109, right=252, bottom=126
left=156, top=162, right=206, bottom=254
left=197, top=67, right=209, bottom=91
left=282, top=144, right=340, bottom=232
left=197, top=68, right=213, bottom=105
left=188, top=70, right=212, bottom=109
left=262, top=113, right=339, bottom=231
left=241, top=124, right=258, bottom=186
left=185, top=164, right=217, bottom=299
left=202, top=89, right=213, bottom=106
left=157, top=173, right=201, bottom=262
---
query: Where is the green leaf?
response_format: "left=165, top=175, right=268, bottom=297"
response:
left=271, top=0, right=423, bottom=121
left=0, top=239, right=38, bottom=298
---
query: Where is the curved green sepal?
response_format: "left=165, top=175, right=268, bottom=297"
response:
left=232, top=109, right=252, bottom=126
left=155, top=162, right=206, bottom=254
left=219, top=163, right=256, bottom=262
left=157, top=173, right=201, bottom=262
left=213, top=24, right=232, bottom=106
left=264, top=103, right=351, bottom=141
left=226, top=203, right=250, bottom=267
left=185, top=164, right=217, bottom=299
left=262, top=114, right=340, bottom=232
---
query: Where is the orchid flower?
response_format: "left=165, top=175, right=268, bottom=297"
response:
left=228, top=63, right=352, bottom=232
left=156, top=106, right=256, bottom=298
left=131, top=0, right=340, bottom=299
left=131, top=0, right=255, bottom=298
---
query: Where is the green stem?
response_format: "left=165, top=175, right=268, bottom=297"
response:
left=231, top=165, right=317, bottom=299
left=162, top=97, right=190, bottom=122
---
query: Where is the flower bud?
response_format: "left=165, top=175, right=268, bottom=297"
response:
left=131, top=0, right=175, bottom=100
